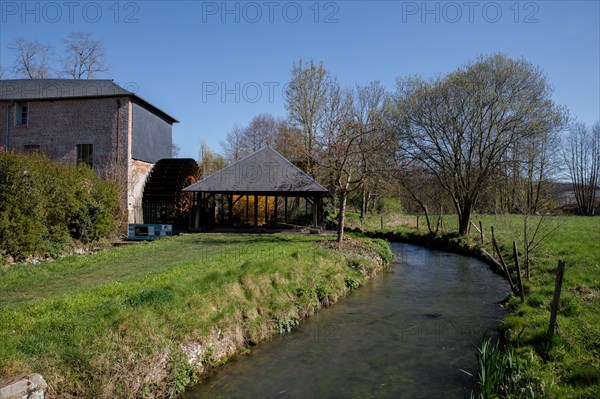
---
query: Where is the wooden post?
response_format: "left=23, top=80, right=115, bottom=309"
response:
left=245, top=195, right=249, bottom=224
left=380, top=215, right=384, bottom=229
left=416, top=214, right=419, bottom=231
left=274, top=196, right=278, bottom=222
left=305, top=198, right=308, bottom=225
left=479, top=220, right=484, bottom=243
left=227, top=195, right=233, bottom=226
left=547, top=260, right=566, bottom=340
left=470, top=220, right=482, bottom=236
left=264, top=196, right=268, bottom=224
left=254, top=195, right=258, bottom=226
left=220, top=194, right=224, bottom=224
left=312, top=197, right=318, bottom=228
left=194, top=192, right=201, bottom=230
left=491, top=226, right=517, bottom=294
left=513, top=241, right=525, bottom=303
left=318, top=197, right=323, bottom=226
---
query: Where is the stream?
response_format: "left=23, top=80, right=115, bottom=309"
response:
left=185, top=242, right=509, bottom=398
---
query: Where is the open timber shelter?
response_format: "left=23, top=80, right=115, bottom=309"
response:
left=182, top=147, right=329, bottom=230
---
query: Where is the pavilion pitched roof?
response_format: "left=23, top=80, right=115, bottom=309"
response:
left=183, top=147, right=329, bottom=195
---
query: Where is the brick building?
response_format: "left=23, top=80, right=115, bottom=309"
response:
left=0, top=79, right=178, bottom=223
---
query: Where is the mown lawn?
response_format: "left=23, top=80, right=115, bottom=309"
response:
left=0, top=233, right=391, bottom=398
left=349, top=213, right=600, bottom=397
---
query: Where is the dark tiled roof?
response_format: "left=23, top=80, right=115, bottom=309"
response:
left=0, top=79, right=178, bottom=123
left=183, top=147, right=329, bottom=195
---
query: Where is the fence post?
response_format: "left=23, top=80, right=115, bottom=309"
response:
left=479, top=220, right=484, bottom=243
left=547, top=260, right=566, bottom=340
left=513, top=241, right=525, bottom=303
left=491, top=226, right=517, bottom=294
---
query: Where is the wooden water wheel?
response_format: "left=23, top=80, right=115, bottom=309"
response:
left=142, top=158, right=199, bottom=226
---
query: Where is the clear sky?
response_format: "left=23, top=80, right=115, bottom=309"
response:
left=1, top=0, right=599, bottom=159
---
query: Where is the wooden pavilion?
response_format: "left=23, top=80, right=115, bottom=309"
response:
left=182, top=147, right=329, bottom=230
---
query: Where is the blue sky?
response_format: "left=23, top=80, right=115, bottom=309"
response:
left=1, top=0, right=599, bottom=159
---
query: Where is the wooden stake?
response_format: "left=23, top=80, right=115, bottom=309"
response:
left=416, top=215, right=419, bottom=231
left=479, top=221, right=484, bottom=243
left=265, top=195, right=268, bottom=224
left=245, top=195, right=249, bottom=224
left=470, top=220, right=482, bottom=234
left=481, top=249, right=516, bottom=294
left=254, top=195, right=258, bottom=226
left=491, top=226, right=517, bottom=294
left=547, top=260, right=566, bottom=340
left=513, top=241, right=525, bottom=303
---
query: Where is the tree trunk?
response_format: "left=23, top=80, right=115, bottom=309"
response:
left=360, top=188, right=367, bottom=222
left=457, top=201, right=472, bottom=236
left=524, top=214, right=531, bottom=280
left=337, top=190, right=347, bottom=244
left=423, top=205, right=433, bottom=234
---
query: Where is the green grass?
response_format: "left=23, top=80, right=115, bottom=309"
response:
left=0, top=233, right=392, bottom=398
left=350, top=212, right=600, bottom=398
left=471, top=214, right=600, bottom=398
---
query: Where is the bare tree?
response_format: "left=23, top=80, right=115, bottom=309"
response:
left=9, top=37, right=54, bottom=78
left=315, top=81, right=388, bottom=243
left=563, top=121, right=600, bottom=215
left=0, top=65, right=7, bottom=79
left=394, top=163, right=449, bottom=234
left=316, top=81, right=356, bottom=242
left=221, top=123, right=249, bottom=163
left=172, top=143, right=181, bottom=158
left=62, top=32, right=108, bottom=79
left=389, top=54, right=567, bottom=235
left=511, top=125, right=564, bottom=279
left=284, top=59, right=330, bottom=177
left=274, top=121, right=304, bottom=163
left=198, top=140, right=226, bottom=177
left=243, top=113, right=281, bottom=151
left=354, top=81, right=388, bottom=221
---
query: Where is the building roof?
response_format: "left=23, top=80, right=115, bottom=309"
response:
left=0, top=79, right=178, bottom=123
left=183, top=146, right=329, bottom=195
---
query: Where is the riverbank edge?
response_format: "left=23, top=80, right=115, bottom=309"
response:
left=174, top=235, right=394, bottom=398
left=347, top=227, right=508, bottom=278
left=1, top=235, right=393, bottom=398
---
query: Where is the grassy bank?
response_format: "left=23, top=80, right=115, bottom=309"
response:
left=348, top=214, right=600, bottom=397
left=0, top=233, right=392, bottom=398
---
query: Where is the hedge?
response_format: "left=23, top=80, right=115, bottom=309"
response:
left=0, top=151, right=119, bottom=261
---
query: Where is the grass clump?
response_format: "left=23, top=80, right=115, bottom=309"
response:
left=471, top=336, right=550, bottom=398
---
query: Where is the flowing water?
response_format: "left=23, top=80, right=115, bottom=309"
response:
left=185, top=243, right=509, bottom=398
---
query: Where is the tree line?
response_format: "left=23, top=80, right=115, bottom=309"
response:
left=214, top=54, right=598, bottom=242
left=3, top=44, right=597, bottom=240
left=0, top=32, right=107, bottom=79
